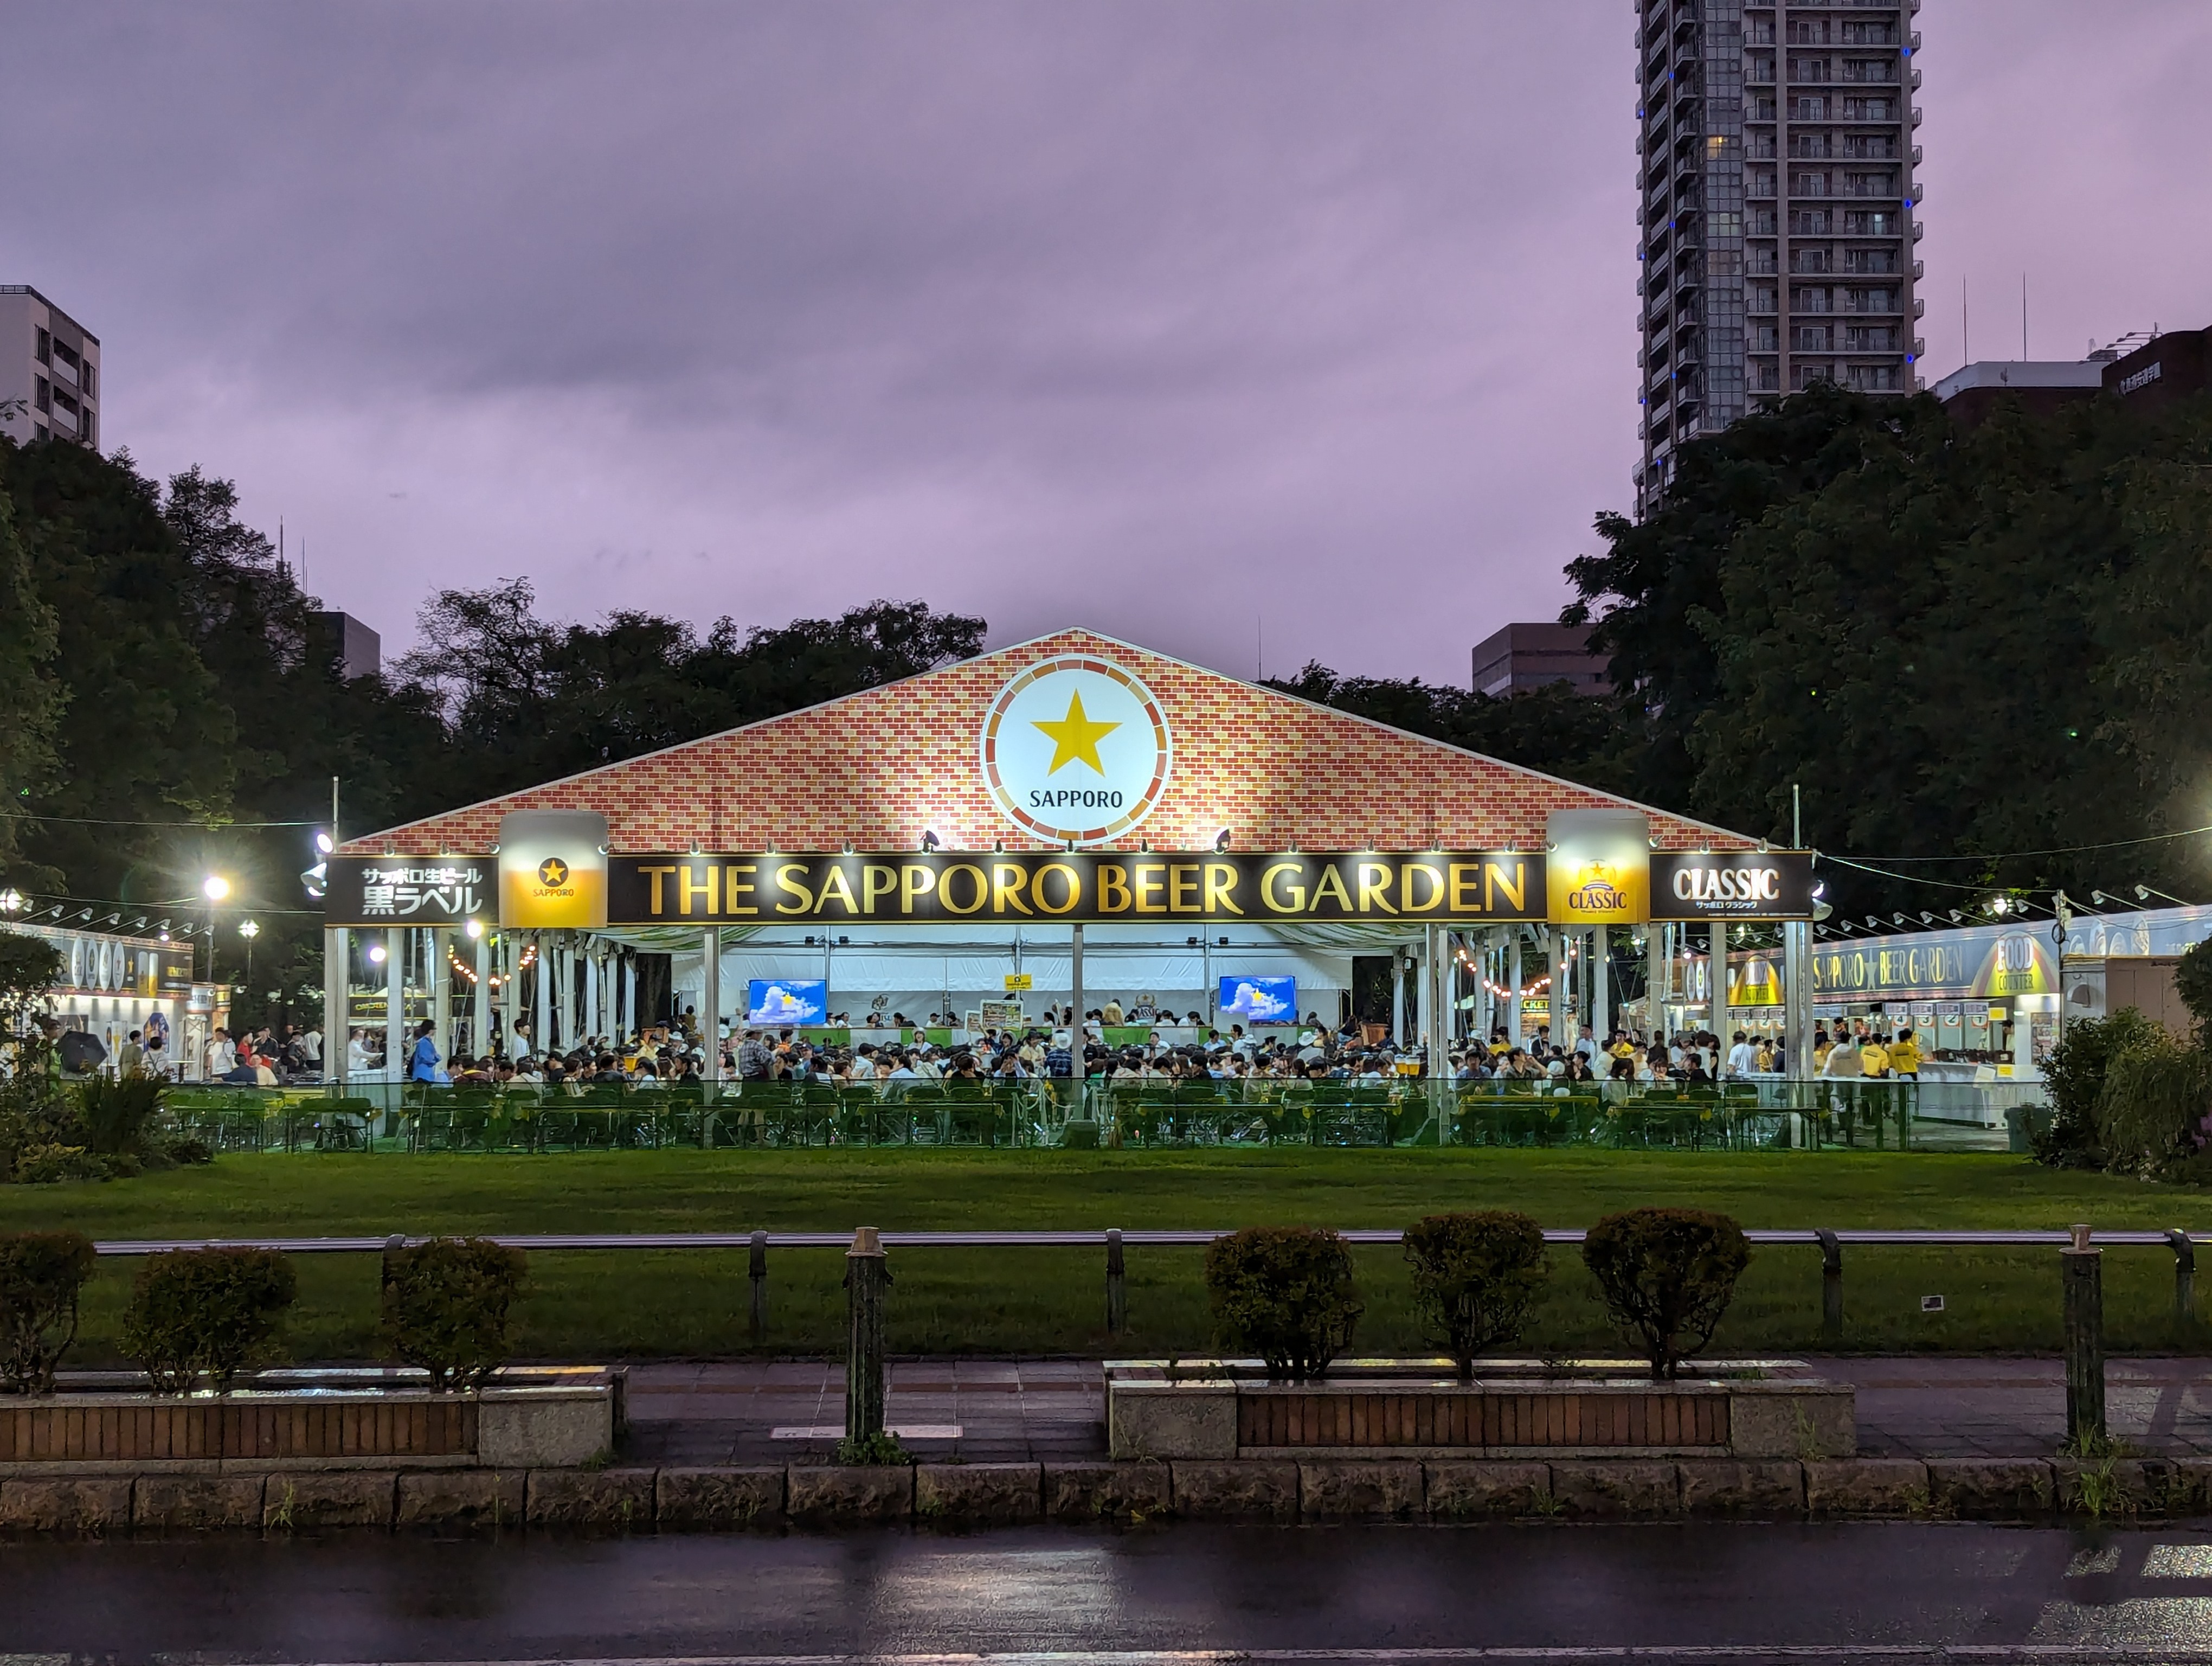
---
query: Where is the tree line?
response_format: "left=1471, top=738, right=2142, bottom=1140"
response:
left=3, top=375, right=2208, bottom=1029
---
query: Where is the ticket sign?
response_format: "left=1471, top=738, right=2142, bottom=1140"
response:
left=1004, top=973, right=1033, bottom=991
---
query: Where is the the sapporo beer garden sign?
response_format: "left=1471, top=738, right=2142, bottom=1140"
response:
left=326, top=846, right=1816, bottom=928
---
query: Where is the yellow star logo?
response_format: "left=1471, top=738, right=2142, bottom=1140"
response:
left=1031, top=689, right=1120, bottom=774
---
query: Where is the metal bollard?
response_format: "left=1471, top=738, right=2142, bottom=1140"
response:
left=1105, top=1227, right=1127, bottom=1336
left=2063, top=1222, right=2106, bottom=1447
left=1815, top=1229, right=1843, bottom=1342
left=749, top=1228, right=769, bottom=1343
left=2170, top=1227, right=2197, bottom=1328
left=844, top=1226, right=890, bottom=1445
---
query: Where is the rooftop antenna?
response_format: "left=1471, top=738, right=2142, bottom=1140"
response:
left=1256, top=608, right=1264, bottom=682
left=1962, top=275, right=1968, bottom=364
left=2022, top=272, right=2029, bottom=360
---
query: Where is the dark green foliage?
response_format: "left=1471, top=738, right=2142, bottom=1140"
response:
left=1581, top=1207, right=1751, bottom=1381
left=1402, top=1210, right=1550, bottom=1378
left=2097, top=1032, right=2212, bottom=1177
left=380, top=1237, right=528, bottom=1390
left=0, top=933, right=61, bottom=1027
left=75, top=1074, right=163, bottom=1156
left=836, top=1432, right=911, bottom=1466
left=0, top=1230, right=94, bottom=1393
left=121, top=1247, right=296, bottom=1392
left=1204, top=1225, right=1362, bottom=1381
left=2176, top=940, right=2212, bottom=1035
left=2035, top=1008, right=2167, bottom=1170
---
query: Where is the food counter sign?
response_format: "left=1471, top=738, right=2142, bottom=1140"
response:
left=981, top=656, right=1172, bottom=847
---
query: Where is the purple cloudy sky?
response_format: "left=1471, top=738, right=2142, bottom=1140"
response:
left=5, top=1, right=2208, bottom=686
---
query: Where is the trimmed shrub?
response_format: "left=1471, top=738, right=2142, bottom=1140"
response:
left=1403, top=1210, right=1549, bottom=1379
left=1204, top=1226, right=1362, bottom=1381
left=2177, top=938, right=2212, bottom=1036
left=381, top=1237, right=529, bottom=1391
left=121, top=1247, right=297, bottom=1393
left=1581, top=1208, right=1751, bottom=1381
left=0, top=1231, right=95, bottom=1393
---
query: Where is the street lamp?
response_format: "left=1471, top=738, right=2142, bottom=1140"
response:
left=239, top=919, right=260, bottom=1010
left=200, top=875, right=232, bottom=983
left=0, top=889, right=21, bottom=915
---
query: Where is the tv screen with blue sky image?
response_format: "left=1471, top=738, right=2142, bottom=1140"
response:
left=747, top=978, right=828, bottom=1025
left=1219, top=975, right=1296, bottom=1025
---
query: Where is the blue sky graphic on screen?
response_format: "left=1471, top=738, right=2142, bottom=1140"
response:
left=747, top=978, right=827, bottom=1025
left=1220, top=975, right=1296, bottom=1024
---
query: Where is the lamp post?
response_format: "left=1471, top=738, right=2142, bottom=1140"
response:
left=238, top=920, right=260, bottom=1018
left=200, top=875, right=230, bottom=984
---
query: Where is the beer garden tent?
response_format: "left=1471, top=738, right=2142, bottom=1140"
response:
left=321, top=630, right=1814, bottom=1079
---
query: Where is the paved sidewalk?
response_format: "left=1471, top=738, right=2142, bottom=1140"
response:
left=620, top=1356, right=2212, bottom=1463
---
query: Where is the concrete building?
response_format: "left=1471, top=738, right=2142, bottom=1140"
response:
left=1933, top=326, right=2210, bottom=427
left=316, top=611, right=382, bottom=681
left=0, top=287, right=101, bottom=449
left=1635, top=0, right=1924, bottom=512
left=1470, top=623, right=1611, bottom=699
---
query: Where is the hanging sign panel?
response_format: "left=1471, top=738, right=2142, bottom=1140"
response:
left=1648, top=851, right=1816, bottom=921
left=323, top=847, right=1816, bottom=927
left=599, top=851, right=1549, bottom=926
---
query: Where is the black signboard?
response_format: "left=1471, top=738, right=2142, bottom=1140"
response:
left=1648, top=851, right=1815, bottom=920
left=324, top=858, right=492, bottom=927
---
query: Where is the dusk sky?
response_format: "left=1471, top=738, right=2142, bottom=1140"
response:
left=6, top=1, right=2208, bottom=686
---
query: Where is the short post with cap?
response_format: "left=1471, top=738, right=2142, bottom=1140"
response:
left=844, top=1226, right=890, bottom=1445
left=2062, top=1222, right=2105, bottom=1447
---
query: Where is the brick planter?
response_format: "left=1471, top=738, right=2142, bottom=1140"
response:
left=1105, top=1359, right=1854, bottom=1463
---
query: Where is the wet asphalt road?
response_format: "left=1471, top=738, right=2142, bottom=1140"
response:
left=9, top=1522, right=2212, bottom=1664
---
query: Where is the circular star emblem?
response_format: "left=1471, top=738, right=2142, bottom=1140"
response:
left=981, top=655, right=1172, bottom=845
left=538, top=857, right=570, bottom=887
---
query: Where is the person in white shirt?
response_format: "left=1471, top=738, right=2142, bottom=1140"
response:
left=346, top=1030, right=376, bottom=1076
left=1726, top=1030, right=1757, bottom=1079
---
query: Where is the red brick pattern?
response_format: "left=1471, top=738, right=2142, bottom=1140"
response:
left=342, top=630, right=1752, bottom=856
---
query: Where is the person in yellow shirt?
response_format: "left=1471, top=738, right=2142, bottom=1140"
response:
left=1859, top=1033, right=1891, bottom=1079
left=1887, top=1028, right=1921, bottom=1079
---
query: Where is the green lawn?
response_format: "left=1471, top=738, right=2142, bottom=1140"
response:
left=5, top=1148, right=2207, bottom=1364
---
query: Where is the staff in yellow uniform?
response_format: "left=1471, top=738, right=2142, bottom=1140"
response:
left=1887, top=1028, right=1921, bottom=1080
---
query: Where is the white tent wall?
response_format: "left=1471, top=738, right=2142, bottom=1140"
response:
left=654, top=921, right=1365, bottom=1035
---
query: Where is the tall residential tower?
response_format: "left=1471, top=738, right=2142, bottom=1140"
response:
left=1635, top=0, right=1924, bottom=511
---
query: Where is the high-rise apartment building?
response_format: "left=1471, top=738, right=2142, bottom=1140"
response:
left=1634, top=0, right=1924, bottom=511
left=0, top=287, right=101, bottom=450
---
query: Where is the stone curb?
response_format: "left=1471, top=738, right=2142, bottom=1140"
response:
left=0, top=1457, right=2151, bottom=1533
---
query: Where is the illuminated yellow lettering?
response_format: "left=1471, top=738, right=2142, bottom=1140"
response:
left=1311, top=865, right=1354, bottom=914
left=1261, top=862, right=1306, bottom=913
left=679, top=864, right=718, bottom=917
left=1203, top=862, right=1243, bottom=916
left=940, top=863, right=988, bottom=915
left=1132, top=863, right=1167, bottom=913
left=1448, top=862, right=1482, bottom=914
left=815, top=867, right=858, bottom=914
left=1168, top=863, right=1200, bottom=913
left=773, top=863, right=812, bottom=916
left=1484, top=861, right=1526, bottom=912
left=724, top=862, right=758, bottom=916
left=899, top=864, right=937, bottom=915
left=1098, top=865, right=1131, bottom=913
left=991, top=862, right=1034, bottom=915
left=640, top=865, right=677, bottom=916
left=1400, top=862, right=1444, bottom=913
left=1033, top=862, right=1079, bottom=915
left=863, top=866, right=898, bottom=913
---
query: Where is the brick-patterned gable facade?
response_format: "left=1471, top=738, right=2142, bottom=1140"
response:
left=342, top=629, right=1755, bottom=857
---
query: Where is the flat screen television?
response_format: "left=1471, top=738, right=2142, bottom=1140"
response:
left=746, top=978, right=828, bottom=1025
left=1218, top=974, right=1297, bottom=1025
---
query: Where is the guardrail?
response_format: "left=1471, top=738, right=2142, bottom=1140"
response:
left=87, top=1224, right=2199, bottom=1344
